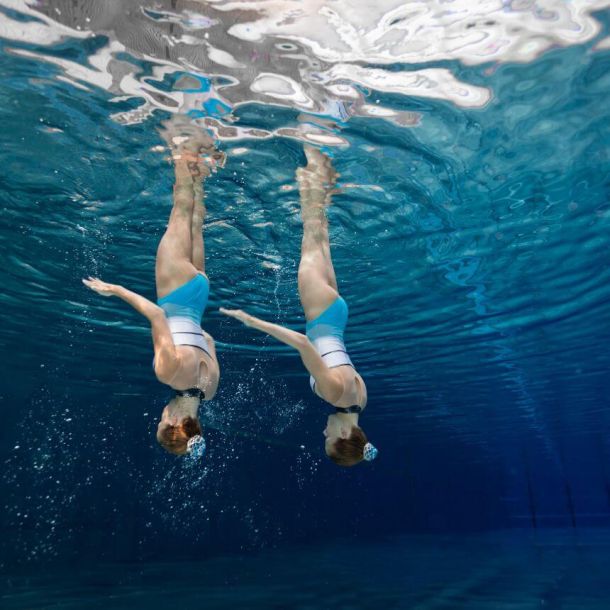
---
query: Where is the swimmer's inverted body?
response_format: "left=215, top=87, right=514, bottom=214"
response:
left=221, top=146, right=376, bottom=466
left=83, top=120, right=223, bottom=455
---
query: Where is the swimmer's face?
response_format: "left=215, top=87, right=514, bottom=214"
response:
left=323, top=414, right=349, bottom=455
left=156, top=405, right=172, bottom=440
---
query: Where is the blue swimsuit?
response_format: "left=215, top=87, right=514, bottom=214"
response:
left=158, top=273, right=209, bottom=323
left=156, top=273, right=211, bottom=357
left=305, top=296, right=354, bottom=394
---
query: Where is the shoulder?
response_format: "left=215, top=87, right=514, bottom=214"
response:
left=315, top=367, right=344, bottom=404
left=356, top=372, right=368, bottom=408
left=198, top=349, right=219, bottom=400
left=154, top=351, right=181, bottom=385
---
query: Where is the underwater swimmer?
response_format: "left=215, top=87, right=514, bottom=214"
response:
left=83, top=119, right=224, bottom=457
left=221, top=146, right=377, bottom=467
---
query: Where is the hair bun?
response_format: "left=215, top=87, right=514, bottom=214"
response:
left=186, top=434, right=206, bottom=458
left=363, top=442, right=378, bottom=462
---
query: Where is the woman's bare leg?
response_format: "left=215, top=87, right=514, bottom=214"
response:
left=191, top=147, right=224, bottom=273
left=156, top=161, right=200, bottom=299
left=191, top=181, right=206, bottom=273
left=297, top=146, right=340, bottom=321
left=155, top=125, right=215, bottom=299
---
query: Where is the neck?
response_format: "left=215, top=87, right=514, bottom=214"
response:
left=331, top=412, right=359, bottom=426
left=168, top=396, right=199, bottom=420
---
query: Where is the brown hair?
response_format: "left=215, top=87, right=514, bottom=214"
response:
left=157, top=416, right=202, bottom=455
left=327, top=426, right=368, bottom=467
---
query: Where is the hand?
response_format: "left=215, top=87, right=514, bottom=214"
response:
left=82, top=277, right=120, bottom=297
left=219, top=307, right=256, bottom=328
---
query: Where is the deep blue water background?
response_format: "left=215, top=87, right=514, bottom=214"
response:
left=2, top=1, right=610, bottom=607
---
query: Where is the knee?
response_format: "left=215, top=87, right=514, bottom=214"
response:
left=299, top=251, right=324, bottom=272
left=298, top=257, right=316, bottom=278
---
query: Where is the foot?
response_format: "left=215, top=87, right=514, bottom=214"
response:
left=158, top=116, right=225, bottom=179
left=297, top=145, right=338, bottom=208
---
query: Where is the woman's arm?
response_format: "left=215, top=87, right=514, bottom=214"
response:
left=83, top=277, right=161, bottom=321
left=220, top=307, right=343, bottom=401
left=83, top=277, right=180, bottom=382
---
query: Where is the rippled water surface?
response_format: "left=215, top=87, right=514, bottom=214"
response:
left=1, top=0, right=610, bottom=606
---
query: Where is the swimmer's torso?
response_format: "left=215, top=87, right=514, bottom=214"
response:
left=306, top=296, right=366, bottom=409
left=155, top=273, right=218, bottom=398
left=167, top=343, right=219, bottom=400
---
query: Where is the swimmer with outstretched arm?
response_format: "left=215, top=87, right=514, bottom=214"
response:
left=221, top=146, right=377, bottom=466
left=83, top=119, right=223, bottom=456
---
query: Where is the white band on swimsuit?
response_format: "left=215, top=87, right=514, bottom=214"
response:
left=310, top=336, right=353, bottom=367
left=167, top=316, right=211, bottom=356
left=309, top=335, right=353, bottom=392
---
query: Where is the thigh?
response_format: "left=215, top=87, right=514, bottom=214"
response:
left=156, top=212, right=198, bottom=298
left=298, top=256, right=339, bottom=321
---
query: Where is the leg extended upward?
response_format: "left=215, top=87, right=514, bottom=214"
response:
left=297, top=145, right=340, bottom=321
left=155, top=128, right=215, bottom=299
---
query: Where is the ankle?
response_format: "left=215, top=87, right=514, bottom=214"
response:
left=301, top=210, right=327, bottom=226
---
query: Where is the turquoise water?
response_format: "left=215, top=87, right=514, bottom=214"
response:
left=2, top=0, right=610, bottom=607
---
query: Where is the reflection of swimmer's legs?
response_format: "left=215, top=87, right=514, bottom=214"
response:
left=155, top=161, right=200, bottom=299
left=297, top=148, right=339, bottom=321
left=191, top=181, right=206, bottom=273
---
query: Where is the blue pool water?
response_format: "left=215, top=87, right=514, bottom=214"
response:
left=3, top=531, right=610, bottom=609
left=1, top=0, right=610, bottom=607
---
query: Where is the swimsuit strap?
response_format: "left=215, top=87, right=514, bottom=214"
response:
left=175, top=387, right=206, bottom=400
left=334, top=405, right=363, bottom=414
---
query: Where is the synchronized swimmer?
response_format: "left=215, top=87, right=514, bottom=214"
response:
left=84, top=121, right=221, bottom=457
left=221, top=146, right=376, bottom=466
left=83, top=121, right=377, bottom=466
